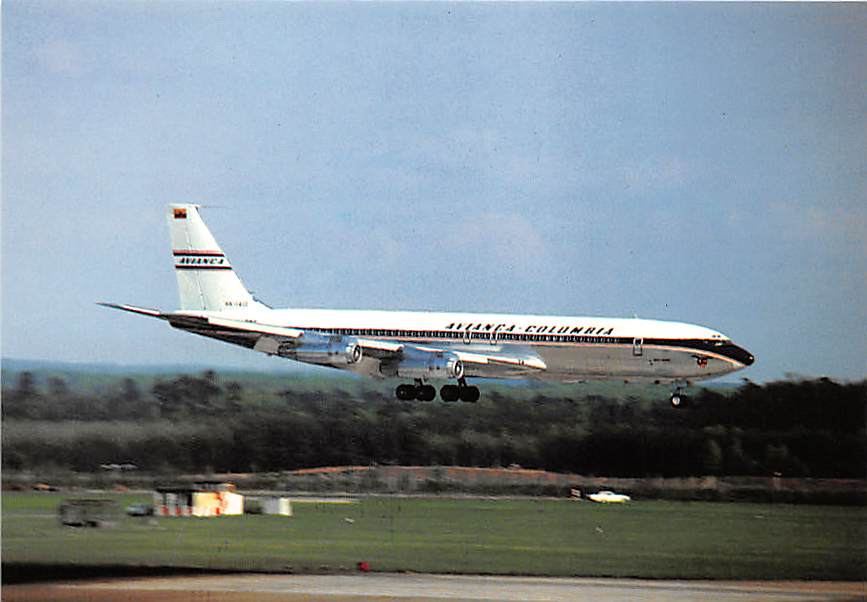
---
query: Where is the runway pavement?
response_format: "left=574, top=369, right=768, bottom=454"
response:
left=6, top=573, right=865, bottom=602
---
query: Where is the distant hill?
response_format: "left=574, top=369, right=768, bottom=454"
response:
left=1, top=357, right=303, bottom=376
left=2, top=357, right=746, bottom=399
left=0, top=357, right=353, bottom=393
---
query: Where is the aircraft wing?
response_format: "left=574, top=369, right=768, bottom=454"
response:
left=356, top=340, right=547, bottom=379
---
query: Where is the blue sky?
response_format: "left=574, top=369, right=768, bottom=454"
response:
left=3, top=1, right=865, bottom=382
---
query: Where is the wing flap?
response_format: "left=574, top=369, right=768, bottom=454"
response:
left=457, top=351, right=547, bottom=371
left=357, top=338, right=404, bottom=353
left=356, top=338, right=405, bottom=360
left=206, top=316, right=303, bottom=339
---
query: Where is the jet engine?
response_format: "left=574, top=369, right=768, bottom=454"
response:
left=279, top=336, right=362, bottom=367
left=382, top=350, right=464, bottom=380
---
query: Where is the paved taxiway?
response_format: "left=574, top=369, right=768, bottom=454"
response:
left=6, top=574, right=864, bottom=602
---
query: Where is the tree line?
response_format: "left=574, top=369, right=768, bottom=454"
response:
left=2, top=370, right=864, bottom=478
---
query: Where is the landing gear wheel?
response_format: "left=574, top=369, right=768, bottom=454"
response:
left=459, top=386, right=480, bottom=403
left=395, top=384, right=416, bottom=401
left=440, top=384, right=460, bottom=402
left=417, top=384, right=436, bottom=402
left=670, top=394, right=689, bottom=408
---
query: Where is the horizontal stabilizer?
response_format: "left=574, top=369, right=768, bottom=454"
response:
left=97, top=302, right=166, bottom=319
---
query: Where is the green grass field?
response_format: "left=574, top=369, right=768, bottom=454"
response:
left=3, top=492, right=865, bottom=580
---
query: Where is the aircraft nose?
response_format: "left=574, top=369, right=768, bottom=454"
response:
left=732, top=344, right=755, bottom=366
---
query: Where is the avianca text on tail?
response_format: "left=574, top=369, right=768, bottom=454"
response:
left=100, top=204, right=754, bottom=407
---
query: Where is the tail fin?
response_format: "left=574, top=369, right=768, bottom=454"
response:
left=167, top=204, right=260, bottom=312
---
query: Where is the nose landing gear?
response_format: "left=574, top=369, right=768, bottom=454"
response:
left=670, top=381, right=689, bottom=408
left=670, top=393, right=688, bottom=408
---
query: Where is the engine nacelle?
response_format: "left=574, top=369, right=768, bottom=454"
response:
left=382, top=351, right=464, bottom=380
left=279, top=336, right=362, bottom=367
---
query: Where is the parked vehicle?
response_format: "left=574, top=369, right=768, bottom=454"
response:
left=125, top=503, right=154, bottom=517
left=588, top=491, right=631, bottom=503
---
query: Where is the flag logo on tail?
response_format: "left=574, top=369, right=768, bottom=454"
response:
left=173, top=208, right=187, bottom=219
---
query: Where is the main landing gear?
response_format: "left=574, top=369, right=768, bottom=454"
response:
left=396, top=383, right=436, bottom=401
left=441, top=384, right=480, bottom=403
left=395, top=380, right=480, bottom=403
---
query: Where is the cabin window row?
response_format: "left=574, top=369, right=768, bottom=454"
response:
left=306, top=327, right=626, bottom=345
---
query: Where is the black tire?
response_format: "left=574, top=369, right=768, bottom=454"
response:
left=460, top=386, right=480, bottom=403
left=670, top=394, right=689, bottom=408
left=396, top=384, right=416, bottom=401
left=440, top=384, right=460, bottom=402
left=417, top=384, right=436, bottom=402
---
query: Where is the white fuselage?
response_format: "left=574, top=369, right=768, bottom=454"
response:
left=197, top=306, right=753, bottom=384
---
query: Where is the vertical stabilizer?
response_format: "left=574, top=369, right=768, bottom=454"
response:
left=167, top=204, right=258, bottom=312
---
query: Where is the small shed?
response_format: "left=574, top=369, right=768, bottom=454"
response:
left=154, top=482, right=243, bottom=517
left=260, top=497, right=293, bottom=516
left=59, top=499, right=120, bottom=527
left=244, top=496, right=293, bottom=516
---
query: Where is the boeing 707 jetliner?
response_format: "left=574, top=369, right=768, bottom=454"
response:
left=101, top=205, right=754, bottom=407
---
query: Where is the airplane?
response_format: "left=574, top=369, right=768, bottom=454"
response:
left=101, top=204, right=754, bottom=408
